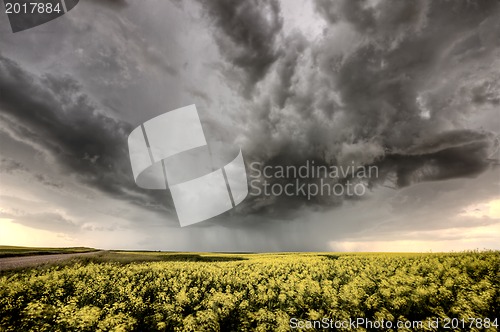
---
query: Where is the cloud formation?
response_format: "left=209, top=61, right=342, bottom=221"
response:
left=0, top=55, right=171, bottom=216
left=196, top=0, right=499, bottom=216
left=0, top=0, right=498, bottom=250
left=196, top=0, right=283, bottom=96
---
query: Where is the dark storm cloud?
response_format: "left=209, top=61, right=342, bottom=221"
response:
left=88, top=0, right=128, bottom=9
left=470, top=78, right=500, bottom=105
left=308, top=0, right=499, bottom=184
left=0, top=55, right=173, bottom=216
left=315, top=0, right=429, bottom=37
left=198, top=0, right=500, bottom=217
left=196, top=0, right=284, bottom=96
left=376, top=130, right=494, bottom=188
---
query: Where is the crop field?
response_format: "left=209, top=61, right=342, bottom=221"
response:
left=0, top=246, right=98, bottom=258
left=0, top=251, right=498, bottom=331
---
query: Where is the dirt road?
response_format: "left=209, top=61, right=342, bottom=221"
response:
left=0, top=251, right=103, bottom=271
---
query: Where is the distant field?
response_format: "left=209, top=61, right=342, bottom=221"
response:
left=0, top=251, right=499, bottom=331
left=0, top=246, right=98, bottom=258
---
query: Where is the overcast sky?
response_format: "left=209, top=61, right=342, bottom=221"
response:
left=0, top=0, right=499, bottom=251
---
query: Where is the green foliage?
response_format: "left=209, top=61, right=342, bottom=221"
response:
left=0, top=251, right=498, bottom=331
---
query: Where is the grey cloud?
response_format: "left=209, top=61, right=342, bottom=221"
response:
left=33, top=173, right=64, bottom=189
left=0, top=157, right=26, bottom=174
left=14, top=212, right=80, bottom=233
left=0, top=55, right=173, bottom=217
left=403, top=130, right=493, bottom=156
left=0, top=157, right=63, bottom=188
left=196, top=0, right=500, bottom=217
left=186, top=87, right=212, bottom=104
left=271, top=34, right=308, bottom=108
left=470, top=78, right=500, bottom=105
left=376, top=133, right=493, bottom=188
left=0, top=207, right=80, bottom=233
left=196, top=0, right=284, bottom=96
left=88, top=0, right=128, bottom=9
left=315, top=0, right=429, bottom=40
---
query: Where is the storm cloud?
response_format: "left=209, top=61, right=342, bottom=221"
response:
left=196, top=0, right=284, bottom=96
left=0, top=0, right=498, bottom=251
left=0, top=55, right=172, bottom=215
left=195, top=0, right=499, bottom=217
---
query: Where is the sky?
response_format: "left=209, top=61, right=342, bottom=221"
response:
left=0, top=0, right=499, bottom=252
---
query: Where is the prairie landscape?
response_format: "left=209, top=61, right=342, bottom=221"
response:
left=1, top=250, right=499, bottom=331
left=1, top=0, right=500, bottom=331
